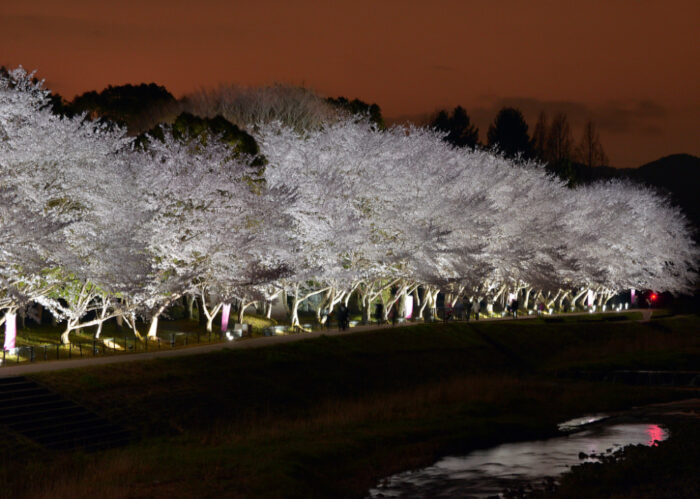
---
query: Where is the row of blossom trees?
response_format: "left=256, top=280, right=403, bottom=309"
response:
left=1, top=68, right=697, bottom=347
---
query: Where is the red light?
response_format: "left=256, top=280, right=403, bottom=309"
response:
left=651, top=293, right=657, bottom=301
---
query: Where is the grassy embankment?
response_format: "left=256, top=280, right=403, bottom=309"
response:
left=2, top=313, right=277, bottom=363
left=0, top=313, right=697, bottom=498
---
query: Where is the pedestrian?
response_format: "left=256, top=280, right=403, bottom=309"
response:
left=375, top=303, right=384, bottom=325
left=465, top=299, right=472, bottom=321
left=455, top=300, right=464, bottom=320
left=338, top=304, right=348, bottom=331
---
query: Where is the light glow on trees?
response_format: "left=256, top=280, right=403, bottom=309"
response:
left=1, top=67, right=698, bottom=346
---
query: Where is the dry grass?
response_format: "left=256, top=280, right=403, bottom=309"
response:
left=3, top=314, right=697, bottom=498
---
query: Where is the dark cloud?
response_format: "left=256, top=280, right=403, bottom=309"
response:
left=468, top=96, right=667, bottom=136
left=593, top=100, right=666, bottom=134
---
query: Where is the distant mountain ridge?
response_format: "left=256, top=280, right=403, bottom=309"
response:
left=586, top=154, right=700, bottom=235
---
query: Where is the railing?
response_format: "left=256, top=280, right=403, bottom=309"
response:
left=0, top=330, right=219, bottom=367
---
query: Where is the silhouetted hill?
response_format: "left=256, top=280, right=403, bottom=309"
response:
left=630, top=154, right=700, bottom=232
left=580, top=154, right=700, bottom=235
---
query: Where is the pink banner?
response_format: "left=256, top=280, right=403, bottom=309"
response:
left=4, top=312, right=16, bottom=351
left=221, top=303, right=231, bottom=332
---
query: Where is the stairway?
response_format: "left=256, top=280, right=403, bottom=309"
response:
left=0, top=376, right=130, bottom=452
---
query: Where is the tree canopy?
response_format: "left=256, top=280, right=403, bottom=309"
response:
left=431, top=106, right=479, bottom=149
left=70, top=83, right=177, bottom=131
left=486, top=107, right=532, bottom=160
left=137, top=112, right=262, bottom=164
left=326, top=96, right=386, bottom=129
left=1, top=67, right=697, bottom=345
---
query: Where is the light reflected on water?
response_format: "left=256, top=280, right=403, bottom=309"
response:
left=369, top=423, right=667, bottom=498
left=647, top=424, right=665, bottom=446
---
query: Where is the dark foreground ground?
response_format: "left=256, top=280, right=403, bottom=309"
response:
left=0, top=312, right=698, bottom=498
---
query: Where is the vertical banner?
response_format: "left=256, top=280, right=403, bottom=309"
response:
left=3, top=312, right=16, bottom=351
left=587, top=289, right=595, bottom=308
left=404, top=295, right=413, bottom=319
left=630, top=289, right=636, bottom=306
left=221, top=303, right=231, bottom=333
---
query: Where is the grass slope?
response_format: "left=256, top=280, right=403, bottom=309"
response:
left=0, top=314, right=697, bottom=498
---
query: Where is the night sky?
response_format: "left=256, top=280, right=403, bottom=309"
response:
left=1, top=0, right=698, bottom=167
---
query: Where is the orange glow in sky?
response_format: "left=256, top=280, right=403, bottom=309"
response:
left=1, top=0, right=698, bottom=166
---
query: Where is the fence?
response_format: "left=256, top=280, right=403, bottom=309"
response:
left=0, top=330, right=220, bottom=367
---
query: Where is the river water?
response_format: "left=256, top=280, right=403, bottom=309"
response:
left=368, top=418, right=667, bottom=498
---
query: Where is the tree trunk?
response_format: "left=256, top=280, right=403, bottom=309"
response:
left=430, top=289, right=439, bottom=317
left=417, top=287, right=430, bottom=320
left=487, top=285, right=507, bottom=314
left=546, top=289, right=562, bottom=309
left=185, top=295, right=194, bottom=320
left=282, top=291, right=290, bottom=316
left=265, top=301, right=272, bottom=319
left=316, top=289, right=332, bottom=323
left=125, top=312, right=144, bottom=340
left=523, top=287, right=532, bottom=309
left=94, top=300, right=110, bottom=339
left=147, top=316, right=159, bottom=338
left=35, top=304, right=43, bottom=325
left=147, top=305, right=168, bottom=338
left=60, top=323, right=73, bottom=345
left=197, top=296, right=206, bottom=326
left=570, top=288, right=587, bottom=309
left=290, top=287, right=301, bottom=327
left=362, top=301, right=371, bottom=323
left=382, top=299, right=392, bottom=322
left=239, top=302, right=253, bottom=324
left=558, top=291, right=570, bottom=310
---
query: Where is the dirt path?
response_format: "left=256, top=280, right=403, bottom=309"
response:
left=640, top=309, right=654, bottom=322
left=0, top=321, right=415, bottom=377
left=0, top=310, right=638, bottom=377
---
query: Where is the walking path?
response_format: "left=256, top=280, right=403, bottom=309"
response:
left=0, top=310, right=644, bottom=377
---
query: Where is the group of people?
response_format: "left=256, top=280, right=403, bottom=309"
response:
left=326, top=296, right=524, bottom=330
left=459, top=299, right=483, bottom=321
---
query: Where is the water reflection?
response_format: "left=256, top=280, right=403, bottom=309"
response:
left=647, top=424, right=665, bottom=446
left=557, top=413, right=608, bottom=432
left=369, top=423, right=667, bottom=498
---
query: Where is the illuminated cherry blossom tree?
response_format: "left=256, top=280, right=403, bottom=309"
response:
left=1, top=68, right=698, bottom=346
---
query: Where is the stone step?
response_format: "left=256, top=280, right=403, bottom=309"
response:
left=0, top=377, right=131, bottom=452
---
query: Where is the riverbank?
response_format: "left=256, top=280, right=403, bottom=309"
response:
left=0, top=314, right=697, bottom=498
left=0, top=310, right=645, bottom=376
left=522, top=400, right=700, bottom=498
